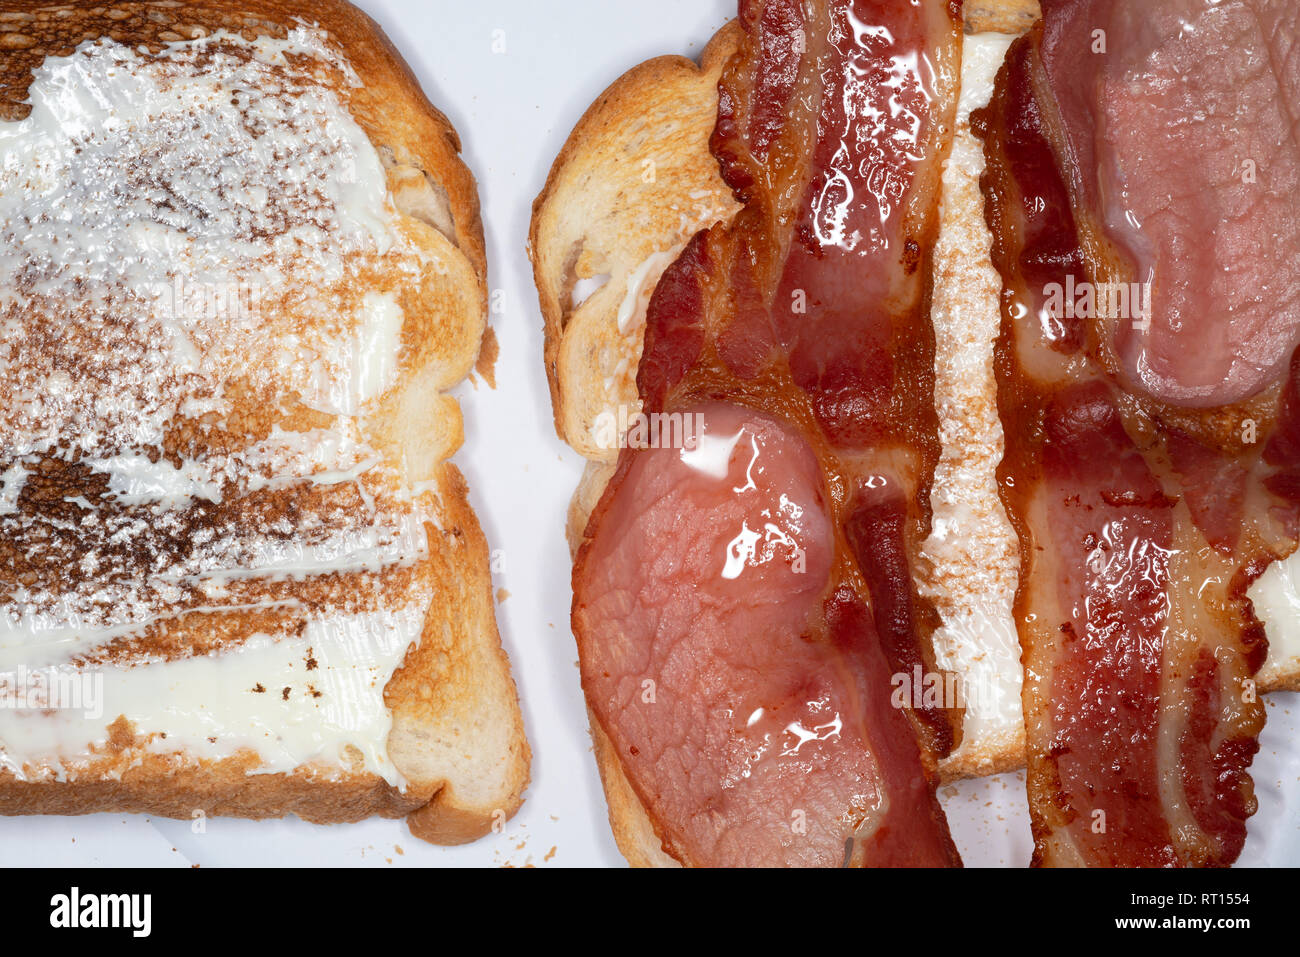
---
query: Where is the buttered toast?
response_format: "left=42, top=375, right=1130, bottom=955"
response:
left=0, top=0, right=527, bottom=844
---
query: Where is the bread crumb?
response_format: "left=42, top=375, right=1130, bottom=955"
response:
left=475, top=327, right=499, bottom=388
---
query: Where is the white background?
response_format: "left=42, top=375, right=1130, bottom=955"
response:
left=3, top=0, right=1296, bottom=867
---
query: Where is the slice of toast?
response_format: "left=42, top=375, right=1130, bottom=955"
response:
left=530, top=21, right=744, bottom=463
left=0, top=0, right=528, bottom=845
left=532, top=0, right=1300, bottom=864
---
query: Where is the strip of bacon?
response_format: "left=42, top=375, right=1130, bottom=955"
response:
left=976, top=0, right=1300, bottom=866
left=572, top=0, right=963, bottom=866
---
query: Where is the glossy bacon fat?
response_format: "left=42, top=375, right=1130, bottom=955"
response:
left=572, top=0, right=963, bottom=866
left=976, top=0, right=1300, bottom=866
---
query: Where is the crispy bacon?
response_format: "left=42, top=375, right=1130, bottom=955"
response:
left=573, top=0, right=963, bottom=866
left=976, top=0, right=1300, bottom=866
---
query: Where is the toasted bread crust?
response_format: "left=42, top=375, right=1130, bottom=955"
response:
left=529, top=21, right=743, bottom=455
left=964, top=0, right=1040, bottom=34
left=0, top=754, right=424, bottom=822
left=588, top=716, right=678, bottom=868
left=0, top=0, right=527, bottom=841
left=394, top=464, right=530, bottom=845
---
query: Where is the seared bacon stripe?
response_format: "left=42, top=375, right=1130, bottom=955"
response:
left=977, top=0, right=1300, bottom=866
left=573, top=0, right=963, bottom=866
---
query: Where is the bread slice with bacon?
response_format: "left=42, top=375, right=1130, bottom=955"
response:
left=0, top=0, right=527, bottom=844
left=530, top=0, right=1300, bottom=866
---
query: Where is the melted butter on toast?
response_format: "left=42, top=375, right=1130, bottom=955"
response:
left=0, top=28, right=446, bottom=786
